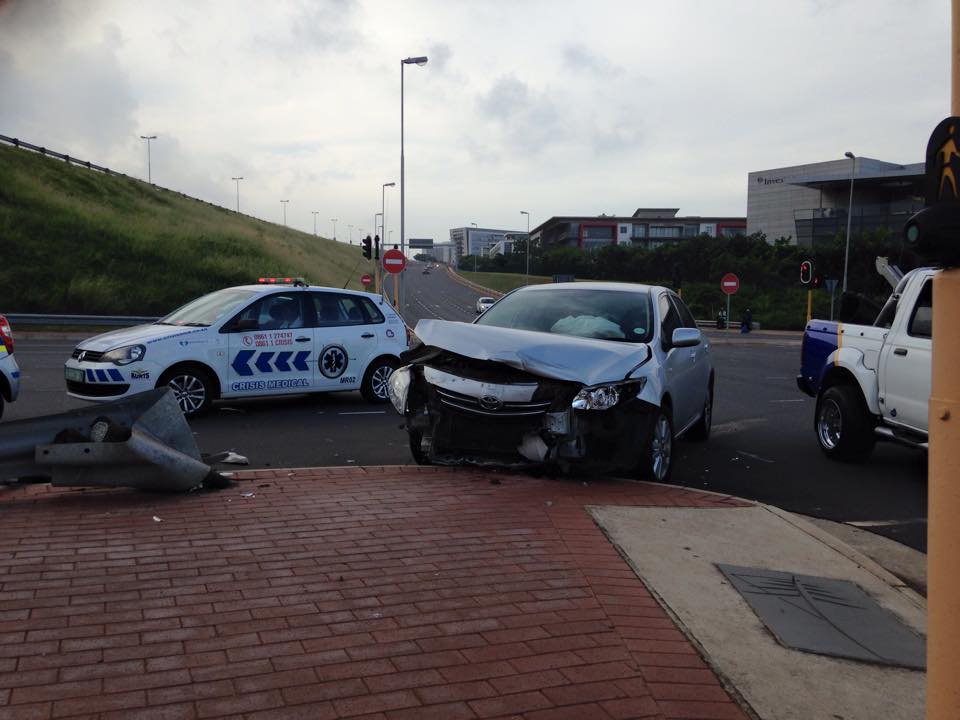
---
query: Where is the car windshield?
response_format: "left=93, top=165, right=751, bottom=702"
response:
left=476, top=287, right=654, bottom=343
left=158, top=288, right=259, bottom=327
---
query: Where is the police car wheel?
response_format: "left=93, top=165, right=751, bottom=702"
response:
left=361, top=357, right=398, bottom=403
left=160, top=367, right=214, bottom=417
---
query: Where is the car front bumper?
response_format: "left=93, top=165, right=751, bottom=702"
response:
left=64, top=359, right=161, bottom=401
left=1, top=355, right=21, bottom=402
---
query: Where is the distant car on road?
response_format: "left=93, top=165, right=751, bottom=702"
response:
left=0, top=314, right=21, bottom=420
left=389, top=282, right=713, bottom=480
left=422, top=268, right=431, bottom=275
left=64, top=279, right=408, bottom=417
left=475, top=297, right=496, bottom=314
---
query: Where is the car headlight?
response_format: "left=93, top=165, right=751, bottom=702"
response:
left=388, top=365, right=412, bottom=414
left=571, top=378, right=646, bottom=411
left=102, top=344, right=146, bottom=366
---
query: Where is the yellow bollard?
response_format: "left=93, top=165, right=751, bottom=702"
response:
left=806, top=289, right=813, bottom=324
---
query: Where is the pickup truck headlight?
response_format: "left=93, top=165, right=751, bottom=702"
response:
left=102, top=344, right=146, bottom=366
left=388, top=365, right=412, bottom=414
left=572, top=378, right=646, bottom=411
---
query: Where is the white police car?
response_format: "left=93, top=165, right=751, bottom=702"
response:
left=0, top=314, right=21, bottom=419
left=64, top=279, right=409, bottom=416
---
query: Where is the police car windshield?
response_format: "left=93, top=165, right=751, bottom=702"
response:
left=158, top=288, right=259, bottom=327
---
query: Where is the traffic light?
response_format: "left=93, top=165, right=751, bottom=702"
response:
left=374, top=234, right=380, bottom=260
left=903, top=115, right=960, bottom=266
left=361, top=235, right=372, bottom=259
left=800, top=260, right=813, bottom=284
left=811, top=274, right=823, bottom=289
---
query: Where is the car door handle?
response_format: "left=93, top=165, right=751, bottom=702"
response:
left=894, top=348, right=908, bottom=356
left=361, top=333, right=375, bottom=339
left=295, top=337, right=311, bottom=343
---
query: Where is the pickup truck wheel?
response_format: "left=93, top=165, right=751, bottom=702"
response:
left=815, top=385, right=876, bottom=462
left=641, top=407, right=674, bottom=483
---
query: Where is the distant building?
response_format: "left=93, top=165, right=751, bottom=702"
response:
left=450, top=226, right=527, bottom=260
left=747, top=157, right=924, bottom=247
left=529, top=209, right=746, bottom=252
left=488, top=232, right=528, bottom=257
left=428, top=242, right=458, bottom=264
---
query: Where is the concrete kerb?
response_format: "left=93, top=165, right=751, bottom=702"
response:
left=443, top=266, right=504, bottom=298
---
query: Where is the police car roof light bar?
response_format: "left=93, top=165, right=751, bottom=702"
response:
left=257, top=277, right=307, bottom=287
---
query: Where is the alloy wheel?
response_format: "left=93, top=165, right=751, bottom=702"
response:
left=817, top=398, right=843, bottom=450
left=370, top=365, right=394, bottom=401
left=650, top=414, right=673, bottom=481
left=168, top=374, right=206, bottom=414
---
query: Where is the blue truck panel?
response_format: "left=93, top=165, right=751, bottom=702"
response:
left=797, top=321, right=839, bottom=397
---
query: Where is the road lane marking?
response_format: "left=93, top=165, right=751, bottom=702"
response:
left=711, top=418, right=767, bottom=437
left=847, top=518, right=927, bottom=528
left=735, top=450, right=775, bottom=464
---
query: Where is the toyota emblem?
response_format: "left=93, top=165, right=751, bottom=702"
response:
left=479, top=395, right=502, bottom=411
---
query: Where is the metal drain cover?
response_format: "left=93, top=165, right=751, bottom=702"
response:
left=717, top=564, right=925, bottom=669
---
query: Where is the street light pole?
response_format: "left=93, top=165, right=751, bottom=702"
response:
left=382, top=181, right=395, bottom=246
left=374, top=212, right=383, bottom=241
left=280, top=200, right=289, bottom=227
left=520, top=210, right=530, bottom=285
left=140, top=135, right=157, bottom=184
left=470, top=223, right=478, bottom=272
left=330, top=218, right=337, bottom=241
left=231, top=177, right=243, bottom=213
left=842, top=151, right=856, bottom=294
left=401, top=55, right=428, bottom=317
left=312, top=211, right=319, bottom=236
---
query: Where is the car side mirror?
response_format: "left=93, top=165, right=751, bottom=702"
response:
left=671, top=328, right=702, bottom=348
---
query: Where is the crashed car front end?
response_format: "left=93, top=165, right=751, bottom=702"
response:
left=390, top=341, right=661, bottom=473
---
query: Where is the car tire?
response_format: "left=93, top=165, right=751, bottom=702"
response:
left=361, top=357, right=398, bottom=403
left=641, top=405, right=674, bottom=483
left=687, top=382, right=713, bottom=442
left=815, top=385, right=876, bottom=462
left=158, top=366, right=215, bottom=417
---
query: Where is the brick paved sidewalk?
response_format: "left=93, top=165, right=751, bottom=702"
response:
left=0, top=467, right=751, bottom=720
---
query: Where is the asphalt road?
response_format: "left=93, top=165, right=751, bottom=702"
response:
left=4, top=262, right=927, bottom=551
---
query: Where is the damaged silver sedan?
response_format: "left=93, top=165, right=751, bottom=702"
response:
left=388, top=282, right=713, bottom=481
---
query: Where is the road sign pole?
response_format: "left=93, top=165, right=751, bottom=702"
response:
left=806, top=289, right=813, bottom=324
left=726, top=294, right=730, bottom=332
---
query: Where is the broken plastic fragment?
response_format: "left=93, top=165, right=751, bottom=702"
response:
left=241, top=492, right=255, bottom=498
left=152, top=516, right=163, bottom=522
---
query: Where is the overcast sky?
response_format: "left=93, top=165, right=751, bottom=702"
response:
left=0, top=0, right=950, bottom=246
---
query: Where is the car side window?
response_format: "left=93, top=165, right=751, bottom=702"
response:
left=670, top=295, right=698, bottom=329
left=658, top=293, right=681, bottom=346
left=311, top=293, right=381, bottom=327
left=223, top=293, right=304, bottom=332
left=908, top=280, right=932, bottom=339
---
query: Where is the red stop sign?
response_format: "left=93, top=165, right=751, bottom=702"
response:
left=360, top=273, right=373, bottom=286
left=382, top=249, right=406, bottom=274
left=721, top=273, right=740, bottom=295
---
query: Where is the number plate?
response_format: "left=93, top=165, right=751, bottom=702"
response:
left=65, top=367, right=85, bottom=383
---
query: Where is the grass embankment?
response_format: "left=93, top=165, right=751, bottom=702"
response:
left=457, top=270, right=834, bottom=329
left=457, top=270, right=553, bottom=294
left=0, top=143, right=367, bottom=314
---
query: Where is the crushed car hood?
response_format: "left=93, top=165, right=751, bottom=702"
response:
left=412, top=319, right=650, bottom=386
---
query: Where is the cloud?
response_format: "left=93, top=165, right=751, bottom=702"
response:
left=475, top=75, right=564, bottom=155
left=0, top=13, right=137, bottom=153
left=427, top=42, right=453, bottom=73
left=562, top=44, right=623, bottom=77
left=257, top=0, right=363, bottom=58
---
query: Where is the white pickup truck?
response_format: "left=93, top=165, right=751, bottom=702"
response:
left=796, top=266, right=936, bottom=460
